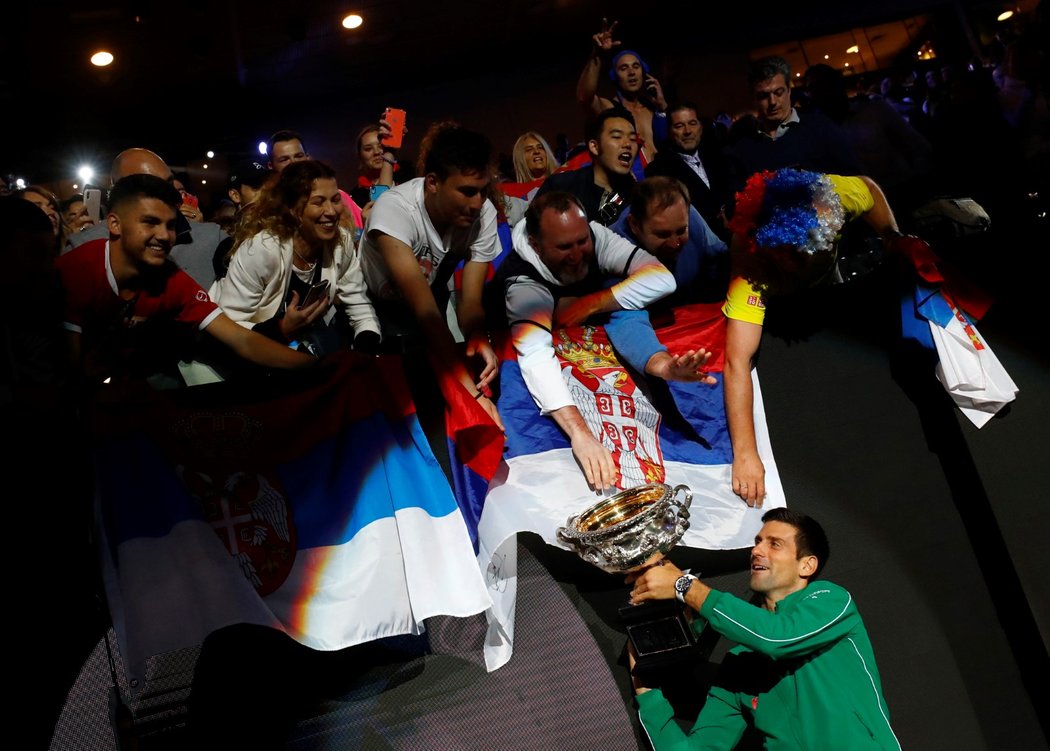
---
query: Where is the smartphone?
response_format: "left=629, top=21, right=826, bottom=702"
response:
left=83, top=188, right=103, bottom=222
left=382, top=108, right=406, bottom=149
left=300, top=279, right=330, bottom=308
left=369, top=184, right=390, bottom=202
left=181, top=193, right=199, bottom=210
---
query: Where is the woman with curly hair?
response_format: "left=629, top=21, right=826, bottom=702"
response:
left=211, top=159, right=379, bottom=354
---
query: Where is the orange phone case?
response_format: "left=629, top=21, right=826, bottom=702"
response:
left=382, top=108, right=406, bottom=149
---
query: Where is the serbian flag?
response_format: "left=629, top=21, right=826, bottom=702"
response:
left=477, top=303, right=785, bottom=669
left=94, top=354, right=493, bottom=691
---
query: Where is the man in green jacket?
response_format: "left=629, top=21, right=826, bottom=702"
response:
left=627, top=508, right=901, bottom=750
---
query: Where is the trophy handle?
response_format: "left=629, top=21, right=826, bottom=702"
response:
left=670, top=484, right=693, bottom=516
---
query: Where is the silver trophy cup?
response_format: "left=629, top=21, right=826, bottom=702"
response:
left=556, top=482, right=693, bottom=573
left=557, top=481, right=698, bottom=682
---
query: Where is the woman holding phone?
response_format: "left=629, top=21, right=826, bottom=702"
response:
left=211, top=159, right=380, bottom=354
left=351, top=121, right=399, bottom=210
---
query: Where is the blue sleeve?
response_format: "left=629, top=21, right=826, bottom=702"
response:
left=606, top=308, right=666, bottom=373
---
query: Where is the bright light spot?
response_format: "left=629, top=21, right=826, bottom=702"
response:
left=258, top=141, right=268, bottom=155
left=342, top=14, right=363, bottom=29
left=997, top=10, right=1014, bottom=21
left=78, top=165, right=94, bottom=183
left=201, top=179, right=207, bottom=185
left=844, top=62, right=850, bottom=67
left=91, top=51, right=114, bottom=67
left=202, top=164, right=208, bottom=169
left=796, top=72, right=801, bottom=77
left=846, top=45, right=859, bottom=54
left=823, top=54, right=829, bottom=60
left=72, top=184, right=79, bottom=190
left=15, top=178, right=26, bottom=190
left=206, top=150, right=215, bottom=158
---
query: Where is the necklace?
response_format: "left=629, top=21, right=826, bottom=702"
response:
left=292, top=247, right=316, bottom=269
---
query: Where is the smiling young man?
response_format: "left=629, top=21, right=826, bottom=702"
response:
left=535, top=109, right=639, bottom=226
left=627, top=507, right=901, bottom=751
left=359, top=123, right=504, bottom=428
left=55, top=174, right=316, bottom=383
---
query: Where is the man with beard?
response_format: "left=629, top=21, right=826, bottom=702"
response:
left=535, top=109, right=640, bottom=226
left=55, top=174, right=316, bottom=383
left=490, top=191, right=677, bottom=490
left=627, top=507, right=900, bottom=751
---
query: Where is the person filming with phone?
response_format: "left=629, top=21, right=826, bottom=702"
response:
left=210, top=160, right=380, bottom=356
left=576, top=18, right=669, bottom=167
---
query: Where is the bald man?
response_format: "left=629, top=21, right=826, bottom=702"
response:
left=67, top=148, right=227, bottom=290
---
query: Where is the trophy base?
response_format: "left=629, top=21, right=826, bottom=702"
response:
left=620, top=599, right=701, bottom=685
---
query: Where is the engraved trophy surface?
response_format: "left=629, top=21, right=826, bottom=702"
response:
left=557, top=482, right=698, bottom=681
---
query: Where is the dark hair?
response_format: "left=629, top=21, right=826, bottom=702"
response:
left=422, top=124, right=492, bottom=180
left=761, top=508, right=830, bottom=578
left=586, top=107, right=636, bottom=143
left=269, top=129, right=305, bottom=155
left=108, top=174, right=181, bottom=214
left=60, top=193, right=85, bottom=212
left=748, top=55, right=792, bottom=87
left=668, top=101, right=701, bottom=120
left=524, top=191, right=587, bottom=239
left=630, top=176, right=690, bottom=222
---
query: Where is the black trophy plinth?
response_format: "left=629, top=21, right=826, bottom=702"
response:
left=620, top=598, right=701, bottom=685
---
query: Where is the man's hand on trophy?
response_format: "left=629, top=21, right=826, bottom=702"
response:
left=626, top=559, right=683, bottom=603
left=571, top=432, right=618, bottom=491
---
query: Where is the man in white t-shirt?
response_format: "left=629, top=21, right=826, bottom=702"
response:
left=490, top=191, right=677, bottom=489
left=360, top=124, right=503, bottom=428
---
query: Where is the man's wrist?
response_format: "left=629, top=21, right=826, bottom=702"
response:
left=675, top=573, right=698, bottom=603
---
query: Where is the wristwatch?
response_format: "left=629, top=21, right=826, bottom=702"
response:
left=674, top=573, right=697, bottom=603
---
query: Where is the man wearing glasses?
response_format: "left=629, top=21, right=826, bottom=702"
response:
left=727, top=56, right=862, bottom=192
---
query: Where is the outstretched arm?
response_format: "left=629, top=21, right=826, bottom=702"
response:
left=577, top=18, right=619, bottom=116
left=205, top=314, right=316, bottom=369
left=551, top=404, right=617, bottom=491
left=858, top=176, right=901, bottom=240
left=724, top=317, right=765, bottom=507
left=372, top=230, right=503, bottom=429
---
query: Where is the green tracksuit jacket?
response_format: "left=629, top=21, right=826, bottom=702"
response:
left=637, top=582, right=901, bottom=750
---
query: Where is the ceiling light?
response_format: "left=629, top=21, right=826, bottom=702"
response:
left=846, top=45, right=859, bottom=54
left=206, top=150, right=215, bottom=159
left=90, top=51, right=114, bottom=67
left=77, top=166, right=95, bottom=183
left=258, top=141, right=268, bottom=155
left=342, top=14, right=363, bottom=29
left=997, top=10, right=1014, bottom=21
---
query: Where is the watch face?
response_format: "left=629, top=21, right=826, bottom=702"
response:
left=676, top=576, right=691, bottom=594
